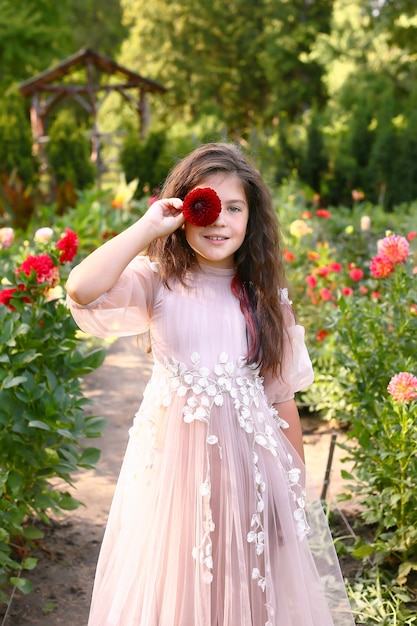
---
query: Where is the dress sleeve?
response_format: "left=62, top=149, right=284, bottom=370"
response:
left=66, top=256, right=160, bottom=338
left=262, top=290, right=314, bottom=405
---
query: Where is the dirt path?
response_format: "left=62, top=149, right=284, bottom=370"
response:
left=1, top=337, right=354, bottom=625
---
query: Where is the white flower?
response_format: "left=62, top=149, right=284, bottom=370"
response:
left=34, top=227, right=53, bottom=243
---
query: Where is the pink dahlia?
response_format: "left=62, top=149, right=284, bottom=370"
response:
left=56, top=228, right=79, bottom=263
left=182, top=187, right=221, bottom=227
left=0, top=227, right=14, bottom=249
left=369, top=254, right=394, bottom=279
left=377, top=234, right=410, bottom=265
left=17, top=254, right=59, bottom=287
left=387, top=372, right=417, bottom=403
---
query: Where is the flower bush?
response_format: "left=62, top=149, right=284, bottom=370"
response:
left=0, top=226, right=106, bottom=601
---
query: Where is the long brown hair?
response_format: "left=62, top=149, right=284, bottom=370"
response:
left=148, top=142, right=289, bottom=375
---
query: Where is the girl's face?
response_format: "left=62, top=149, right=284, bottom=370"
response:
left=184, top=173, right=249, bottom=269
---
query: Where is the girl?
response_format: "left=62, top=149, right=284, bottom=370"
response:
left=66, top=142, right=354, bottom=625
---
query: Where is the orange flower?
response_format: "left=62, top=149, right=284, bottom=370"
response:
left=283, top=248, right=295, bottom=262
left=387, top=372, right=417, bottom=403
left=307, top=251, right=320, bottom=261
left=370, top=254, right=394, bottom=279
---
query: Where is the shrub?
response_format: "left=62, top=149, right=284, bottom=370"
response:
left=0, top=94, right=38, bottom=186
left=0, top=226, right=106, bottom=601
left=46, top=110, right=96, bottom=190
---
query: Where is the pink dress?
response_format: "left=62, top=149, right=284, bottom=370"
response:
left=68, top=257, right=354, bottom=626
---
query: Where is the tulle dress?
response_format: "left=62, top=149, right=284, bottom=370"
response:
left=67, top=256, right=354, bottom=626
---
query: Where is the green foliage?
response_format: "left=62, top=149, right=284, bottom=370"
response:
left=46, top=111, right=96, bottom=190
left=0, top=229, right=106, bottom=602
left=119, top=129, right=171, bottom=198
left=0, top=0, right=73, bottom=88
left=120, top=0, right=332, bottom=135
left=0, top=95, right=37, bottom=186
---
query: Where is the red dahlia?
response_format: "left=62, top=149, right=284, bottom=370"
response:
left=56, top=228, right=79, bottom=263
left=182, top=187, right=221, bottom=227
left=17, top=254, right=59, bottom=287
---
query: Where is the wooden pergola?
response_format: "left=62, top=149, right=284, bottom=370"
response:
left=19, top=48, right=166, bottom=176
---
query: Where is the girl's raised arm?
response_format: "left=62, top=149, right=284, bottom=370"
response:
left=66, top=198, right=184, bottom=305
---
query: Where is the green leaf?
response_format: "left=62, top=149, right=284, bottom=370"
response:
left=22, top=557, right=38, bottom=571
left=1, top=374, right=27, bottom=389
left=79, top=447, right=101, bottom=466
left=22, top=526, right=44, bottom=540
left=28, top=420, right=51, bottom=431
left=9, top=576, right=33, bottom=594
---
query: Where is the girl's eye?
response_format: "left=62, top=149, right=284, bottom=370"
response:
left=228, top=205, right=241, bottom=213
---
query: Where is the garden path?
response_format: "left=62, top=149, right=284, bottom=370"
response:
left=1, top=336, right=355, bottom=625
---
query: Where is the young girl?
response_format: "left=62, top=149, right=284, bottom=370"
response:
left=66, top=142, right=354, bottom=626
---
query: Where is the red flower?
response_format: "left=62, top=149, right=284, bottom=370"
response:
left=329, top=262, right=342, bottom=273
left=317, top=266, right=330, bottom=277
left=17, top=254, right=59, bottom=287
left=360, top=286, right=368, bottom=294
left=316, top=209, right=332, bottom=218
left=349, top=268, right=364, bottom=281
left=306, top=274, right=317, bottom=288
left=377, top=234, right=409, bottom=265
left=407, top=231, right=416, bottom=242
left=0, top=286, right=31, bottom=310
left=319, top=287, right=332, bottom=301
left=182, top=187, right=221, bottom=227
left=410, top=303, right=417, bottom=316
left=316, top=329, right=329, bottom=341
left=387, top=372, right=417, bottom=403
left=56, top=228, right=79, bottom=263
left=341, top=287, right=353, bottom=297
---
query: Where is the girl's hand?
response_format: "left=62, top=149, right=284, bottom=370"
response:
left=142, top=198, right=184, bottom=239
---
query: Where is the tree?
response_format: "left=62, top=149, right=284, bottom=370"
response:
left=0, top=0, right=73, bottom=89
left=119, top=0, right=333, bottom=135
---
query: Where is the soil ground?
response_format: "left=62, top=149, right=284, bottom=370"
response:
left=0, top=336, right=358, bottom=626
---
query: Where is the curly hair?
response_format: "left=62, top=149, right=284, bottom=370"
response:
left=148, top=142, right=289, bottom=375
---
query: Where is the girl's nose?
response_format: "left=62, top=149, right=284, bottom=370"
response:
left=211, top=206, right=226, bottom=226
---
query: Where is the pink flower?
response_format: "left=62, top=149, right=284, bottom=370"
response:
left=316, top=209, right=332, bottom=218
left=34, top=227, right=54, bottom=243
left=377, top=234, right=409, bottom=265
left=0, top=227, right=14, bottom=249
left=352, top=189, right=365, bottom=201
left=182, top=187, right=221, bottom=227
left=56, top=228, right=79, bottom=263
left=349, top=268, right=364, bottom=281
left=329, top=262, right=342, bottom=273
left=341, top=287, right=353, bottom=297
left=387, top=372, right=417, bottom=403
left=407, top=231, right=416, bottom=242
left=320, top=288, right=332, bottom=301
left=306, top=275, right=317, bottom=288
left=370, top=254, right=395, bottom=279
left=17, top=254, right=59, bottom=287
